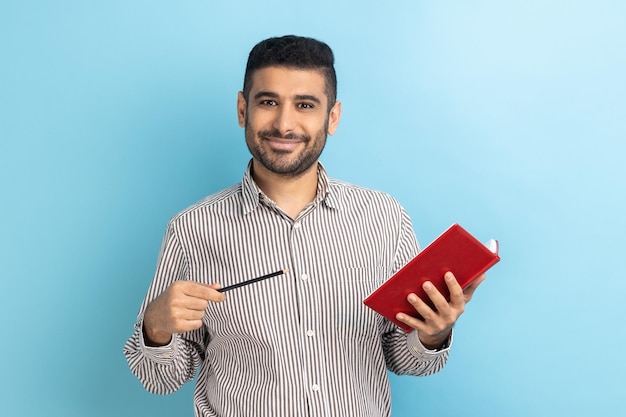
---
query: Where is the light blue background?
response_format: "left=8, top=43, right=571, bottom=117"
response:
left=1, top=1, right=624, bottom=416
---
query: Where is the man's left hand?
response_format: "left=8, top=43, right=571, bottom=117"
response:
left=395, top=272, right=486, bottom=350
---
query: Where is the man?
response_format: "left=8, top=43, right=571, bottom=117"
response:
left=124, top=35, right=485, bottom=417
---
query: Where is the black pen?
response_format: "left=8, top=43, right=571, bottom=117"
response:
left=217, top=269, right=289, bottom=292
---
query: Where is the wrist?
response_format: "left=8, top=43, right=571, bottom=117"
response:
left=142, top=322, right=172, bottom=347
left=419, top=331, right=452, bottom=351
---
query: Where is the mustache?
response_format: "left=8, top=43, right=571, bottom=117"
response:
left=258, top=129, right=310, bottom=142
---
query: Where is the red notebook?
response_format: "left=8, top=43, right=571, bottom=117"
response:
left=363, top=224, right=500, bottom=333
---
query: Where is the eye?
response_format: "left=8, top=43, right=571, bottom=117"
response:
left=260, top=99, right=277, bottom=106
left=297, top=102, right=315, bottom=109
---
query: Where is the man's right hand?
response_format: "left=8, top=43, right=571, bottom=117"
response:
left=142, top=281, right=226, bottom=346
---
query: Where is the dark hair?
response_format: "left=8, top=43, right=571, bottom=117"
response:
left=243, top=35, right=337, bottom=108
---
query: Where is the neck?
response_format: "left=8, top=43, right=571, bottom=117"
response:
left=251, top=160, right=319, bottom=220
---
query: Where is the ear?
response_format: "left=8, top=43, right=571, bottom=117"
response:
left=326, top=100, right=342, bottom=135
left=237, top=91, right=247, bottom=127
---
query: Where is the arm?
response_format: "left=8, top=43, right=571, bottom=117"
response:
left=380, top=207, right=485, bottom=375
left=380, top=208, right=451, bottom=376
left=123, top=222, right=225, bottom=394
left=382, top=208, right=487, bottom=375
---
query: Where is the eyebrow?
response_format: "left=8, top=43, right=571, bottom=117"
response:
left=253, top=91, right=322, bottom=105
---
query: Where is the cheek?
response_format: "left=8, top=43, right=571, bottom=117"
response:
left=245, top=110, right=273, bottom=131
left=305, top=117, right=329, bottom=136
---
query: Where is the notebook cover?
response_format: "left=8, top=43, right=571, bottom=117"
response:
left=363, top=224, right=500, bottom=333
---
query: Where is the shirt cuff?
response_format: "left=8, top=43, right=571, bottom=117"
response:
left=407, top=330, right=453, bottom=358
left=136, top=316, right=179, bottom=365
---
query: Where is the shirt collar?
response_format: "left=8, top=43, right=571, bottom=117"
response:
left=241, top=160, right=339, bottom=215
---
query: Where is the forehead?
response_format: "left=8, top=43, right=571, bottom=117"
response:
left=248, top=66, right=327, bottom=98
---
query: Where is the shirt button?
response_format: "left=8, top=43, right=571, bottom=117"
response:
left=311, top=384, right=320, bottom=392
left=293, top=223, right=301, bottom=229
left=301, top=273, right=308, bottom=281
left=306, top=330, right=315, bottom=337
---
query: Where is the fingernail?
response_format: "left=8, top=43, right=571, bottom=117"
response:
left=423, top=281, right=432, bottom=290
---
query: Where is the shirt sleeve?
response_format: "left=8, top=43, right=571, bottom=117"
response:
left=123, top=221, right=206, bottom=394
left=380, top=207, right=451, bottom=376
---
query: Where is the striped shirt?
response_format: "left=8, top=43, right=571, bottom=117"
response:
left=124, top=162, right=450, bottom=417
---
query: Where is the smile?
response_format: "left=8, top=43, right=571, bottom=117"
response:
left=263, top=136, right=305, bottom=152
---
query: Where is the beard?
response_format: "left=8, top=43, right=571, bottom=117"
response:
left=245, top=119, right=328, bottom=178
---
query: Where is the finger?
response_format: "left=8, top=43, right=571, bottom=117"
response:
left=443, top=272, right=465, bottom=306
left=179, top=281, right=226, bottom=302
left=207, top=282, right=226, bottom=296
left=169, top=300, right=207, bottom=320
left=420, top=280, right=453, bottom=315
left=463, top=273, right=486, bottom=302
left=465, top=273, right=486, bottom=291
left=165, top=287, right=209, bottom=311
left=396, top=308, right=428, bottom=333
left=406, top=292, right=437, bottom=321
left=170, top=318, right=205, bottom=334
left=204, top=283, right=227, bottom=302
left=180, top=297, right=210, bottom=311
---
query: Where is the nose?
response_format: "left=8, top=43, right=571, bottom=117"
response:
left=273, top=103, right=297, bottom=134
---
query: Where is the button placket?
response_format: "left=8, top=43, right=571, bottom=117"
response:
left=289, top=216, right=327, bottom=411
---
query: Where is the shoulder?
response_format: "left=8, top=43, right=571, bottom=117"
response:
left=168, top=183, right=242, bottom=226
left=326, top=177, right=416, bottom=244
left=327, top=177, right=405, bottom=212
